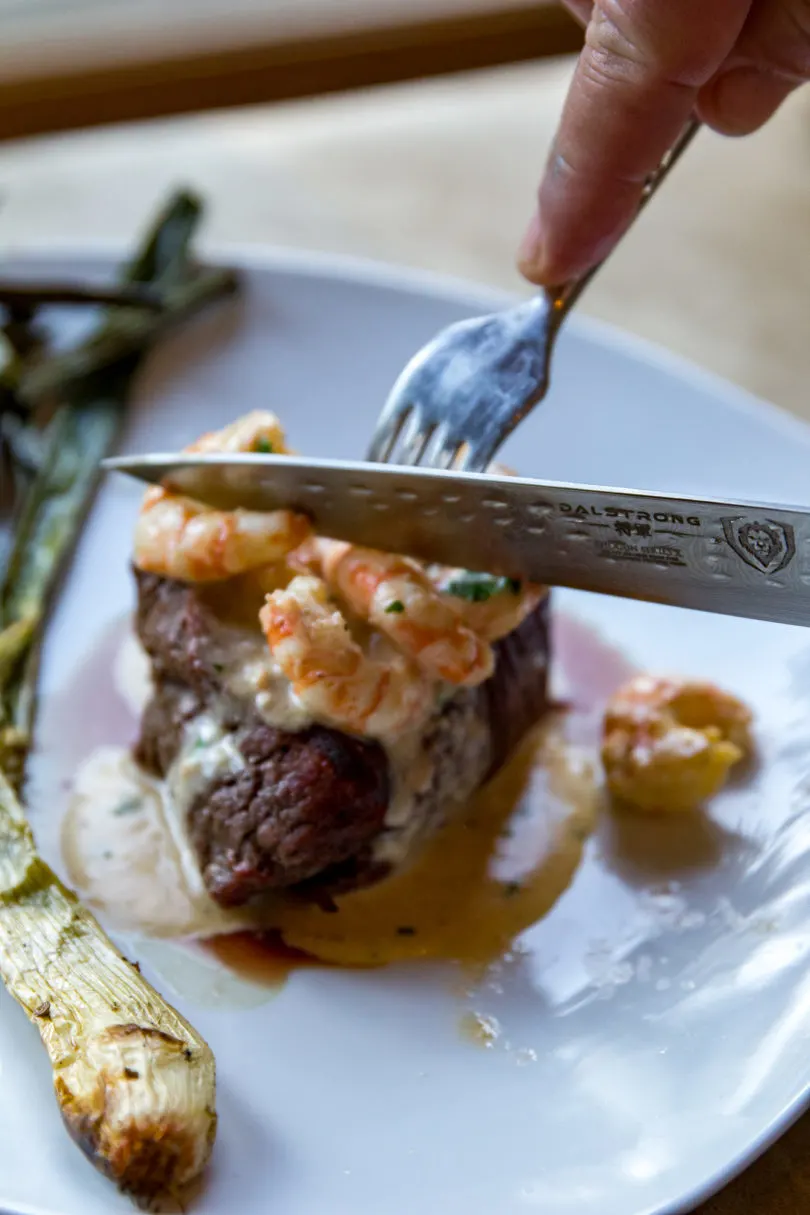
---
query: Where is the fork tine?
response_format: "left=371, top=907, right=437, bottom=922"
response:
left=423, top=427, right=464, bottom=470
left=456, top=436, right=499, bottom=474
left=388, top=411, right=435, bottom=467
left=366, top=405, right=413, bottom=464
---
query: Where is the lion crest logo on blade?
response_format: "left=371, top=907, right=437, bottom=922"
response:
left=721, top=517, right=795, bottom=575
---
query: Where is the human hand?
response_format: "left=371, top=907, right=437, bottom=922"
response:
left=518, top=0, right=810, bottom=286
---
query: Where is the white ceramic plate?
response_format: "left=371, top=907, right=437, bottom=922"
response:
left=4, top=247, right=810, bottom=1215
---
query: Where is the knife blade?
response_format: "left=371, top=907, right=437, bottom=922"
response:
left=104, top=452, right=810, bottom=628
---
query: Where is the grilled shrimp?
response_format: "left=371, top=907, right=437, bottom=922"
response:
left=316, top=540, right=494, bottom=686
left=602, top=675, right=752, bottom=813
left=261, top=576, right=434, bottom=738
left=133, top=411, right=311, bottom=582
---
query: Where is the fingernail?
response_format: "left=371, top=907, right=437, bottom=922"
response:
left=699, top=66, right=794, bottom=136
left=517, top=213, right=546, bottom=284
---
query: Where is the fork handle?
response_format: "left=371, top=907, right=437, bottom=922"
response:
left=547, top=116, right=702, bottom=326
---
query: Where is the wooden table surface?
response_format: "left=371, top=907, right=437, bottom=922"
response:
left=0, top=0, right=581, bottom=140
left=2, top=57, right=810, bottom=1210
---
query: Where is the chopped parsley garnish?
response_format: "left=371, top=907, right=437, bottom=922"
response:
left=385, top=600, right=405, bottom=614
left=503, top=881, right=522, bottom=898
left=253, top=437, right=273, bottom=454
left=112, top=796, right=143, bottom=817
left=446, top=572, right=521, bottom=603
left=396, top=926, right=417, bottom=936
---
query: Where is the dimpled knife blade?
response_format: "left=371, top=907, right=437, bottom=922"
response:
left=104, top=452, right=810, bottom=627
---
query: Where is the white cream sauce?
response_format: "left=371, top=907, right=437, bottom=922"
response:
left=210, top=628, right=312, bottom=734
left=62, top=746, right=251, bottom=938
left=372, top=697, right=492, bottom=869
left=168, top=714, right=246, bottom=822
left=113, top=630, right=153, bottom=716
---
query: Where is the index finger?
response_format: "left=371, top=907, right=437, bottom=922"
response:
left=519, top=0, right=752, bottom=285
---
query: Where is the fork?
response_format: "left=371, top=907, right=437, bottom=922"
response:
left=366, top=118, right=701, bottom=475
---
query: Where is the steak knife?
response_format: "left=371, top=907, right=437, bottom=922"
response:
left=104, top=452, right=810, bottom=627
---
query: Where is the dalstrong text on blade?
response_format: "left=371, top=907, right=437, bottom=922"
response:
left=558, top=501, right=702, bottom=527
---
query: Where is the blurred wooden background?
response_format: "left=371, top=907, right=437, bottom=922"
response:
left=0, top=0, right=581, bottom=141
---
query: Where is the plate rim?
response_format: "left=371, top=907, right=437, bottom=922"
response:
left=4, top=239, right=810, bottom=1215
